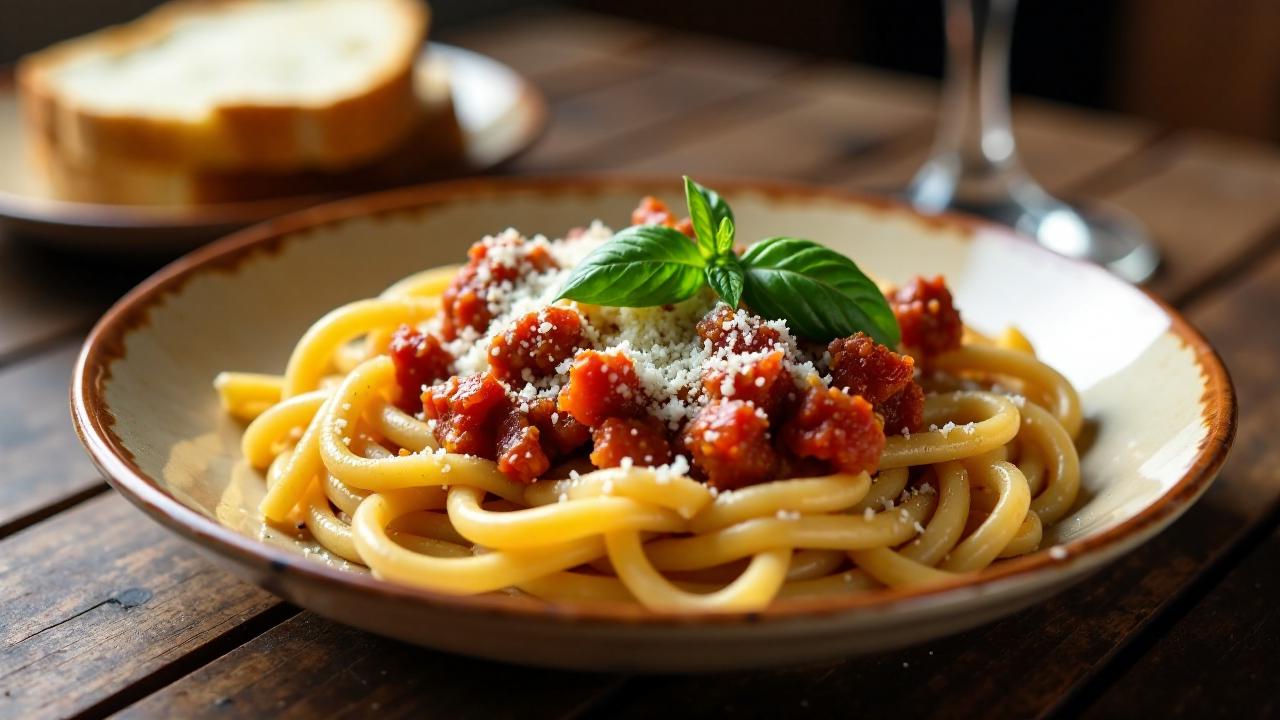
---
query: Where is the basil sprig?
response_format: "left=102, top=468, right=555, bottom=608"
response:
left=557, top=177, right=899, bottom=345
left=685, top=176, right=734, bottom=261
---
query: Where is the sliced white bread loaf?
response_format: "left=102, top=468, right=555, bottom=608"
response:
left=29, top=61, right=465, bottom=205
left=19, top=0, right=429, bottom=173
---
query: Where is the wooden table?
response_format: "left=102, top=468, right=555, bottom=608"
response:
left=3, top=9, right=1279, bottom=719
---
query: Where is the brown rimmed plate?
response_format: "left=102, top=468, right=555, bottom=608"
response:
left=70, top=176, right=1235, bottom=671
left=0, top=44, right=547, bottom=252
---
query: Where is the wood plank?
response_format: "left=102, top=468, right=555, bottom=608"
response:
left=3, top=12, right=1274, bottom=718
left=0, top=492, right=282, bottom=720
left=441, top=7, right=656, bottom=73
left=1081, top=525, right=1280, bottom=719
left=0, top=237, right=146, bottom=362
left=0, top=341, right=106, bottom=536
left=1096, top=133, right=1280, bottom=301
left=514, top=35, right=803, bottom=171
left=832, top=93, right=1157, bottom=195
left=556, top=231, right=1280, bottom=719
left=613, top=66, right=937, bottom=180
left=840, top=129, right=1280, bottom=305
left=611, top=61, right=1155, bottom=193
left=115, top=613, right=622, bottom=720
left=439, top=9, right=660, bottom=101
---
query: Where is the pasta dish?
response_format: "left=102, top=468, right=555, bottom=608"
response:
left=215, top=179, right=1081, bottom=612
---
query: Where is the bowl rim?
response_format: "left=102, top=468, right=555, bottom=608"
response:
left=70, top=174, right=1237, bottom=625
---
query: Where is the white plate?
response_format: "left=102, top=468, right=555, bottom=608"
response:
left=0, top=44, right=546, bottom=251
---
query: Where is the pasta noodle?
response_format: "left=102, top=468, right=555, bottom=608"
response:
left=215, top=217, right=1084, bottom=613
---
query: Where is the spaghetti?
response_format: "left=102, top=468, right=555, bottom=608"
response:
left=215, top=198, right=1082, bottom=612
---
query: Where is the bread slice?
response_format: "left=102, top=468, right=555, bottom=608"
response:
left=18, top=0, right=428, bottom=173
left=29, top=60, right=465, bottom=205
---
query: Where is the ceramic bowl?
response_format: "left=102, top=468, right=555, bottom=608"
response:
left=71, top=176, right=1235, bottom=671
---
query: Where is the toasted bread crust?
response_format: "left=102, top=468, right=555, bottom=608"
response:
left=29, top=80, right=464, bottom=205
left=18, top=0, right=428, bottom=173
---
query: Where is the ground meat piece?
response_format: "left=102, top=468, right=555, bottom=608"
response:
left=774, top=449, right=831, bottom=480
left=557, top=350, right=646, bottom=428
left=388, top=325, right=453, bottom=413
left=682, top=400, right=778, bottom=490
left=488, top=306, right=585, bottom=384
left=781, top=382, right=884, bottom=475
left=439, top=235, right=558, bottom=339
left=827, top=332, right=915, bottom=404
left=702, top=350, right=793, bottom=416
left=494, top=405, right=551, bottom=484
left=695, top=305, right=782, bottom=353
left=878, top=381, right=925, bottom=436
left=631, top=196, right=695, bottom=237
left=890, top=276, right=963, bottom=359
left=421, top=374, right=506, bottom=457
left=589, top=417, right=674, bottom=469
left=526, top=397, right=591, bottom=458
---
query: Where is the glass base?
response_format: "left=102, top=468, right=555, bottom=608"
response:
left=907, top=170, right=1160, bottom=284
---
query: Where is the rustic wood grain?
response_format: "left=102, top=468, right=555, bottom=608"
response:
left=834, top=97, right=1158, bottom=194
left=0, top=238, right=150, bottom=363
left=115, top=613, right=622, bottom=720
left=441, top=7, right=657, bottom=76
left=611, top=62, right=1156, bottom=195
left=3, top=10, right=1279, bottom=720
left=1096, top=133, right=1280, bottom=301
left=440, top=8, right=660, bottom=101
left=0, top=492, right=282, bottom=720
left=0, top=341, right=106, bottom=537
left=612, top=66, right=936, bottom=180
left=562, top=224, right=1280, bottom=720
left=516, top=38, right=803, bottom=171
left=1082, top=527, right=1280, bottom=719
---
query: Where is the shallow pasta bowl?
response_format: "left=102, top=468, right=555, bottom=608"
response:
left=71, top=176, right=1235, bottom=671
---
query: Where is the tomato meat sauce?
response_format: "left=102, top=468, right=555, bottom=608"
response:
left=389, top=325, right=453, bottom=413
left=391, top=205, right=963, bottom=489
left=682, top=400, right=778, bottom=490
left=421, top=374, right=506, bottom=457
left=590, top=417, right=674, bottom=469
left=557, top=350, right=647, bottom=427
left=702, top=349, right=792, bottom=416
left=631, top=196, right=694, bottom=238
left=495, top=406, right=551, bottom=484
left=781, top=381, right=884, bottom=476
left=827, top=331, right=924, bottom=435
left=440, top=235, right=557, bottom=340
left=488, top=306, right=584, bottom=384
left=889, top=275, right=963, bottom=359
left=696, top=305, right=783, bottom=354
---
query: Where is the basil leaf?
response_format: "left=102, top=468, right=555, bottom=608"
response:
left=683, top=176, right=734, bottom=261
left=740, top=237, right=900, bottom=345
left=715, top=216, right=735, bottom=256
left=705, top=258, right=744, bottom=309
left=557, top=225, right=706, bottom=307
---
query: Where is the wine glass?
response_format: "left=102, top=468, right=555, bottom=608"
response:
left=906, top=0, right=1160, bottom=284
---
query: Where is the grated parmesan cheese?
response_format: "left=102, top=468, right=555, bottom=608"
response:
left=431, top=224, right=844, bottom=431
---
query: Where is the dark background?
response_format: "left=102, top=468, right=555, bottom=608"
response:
left=3, top=0, right=1277, bottom=143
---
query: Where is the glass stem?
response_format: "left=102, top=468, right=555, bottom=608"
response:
left=909, top=0, right=1037, bottom=213
left=905, top=0, right=1160, bottom=283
